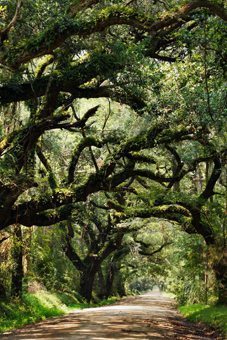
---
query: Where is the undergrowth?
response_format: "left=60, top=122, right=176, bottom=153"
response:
left=0, top=290, right=119, bottom=334
left=179, top=304, right=227, bottom=336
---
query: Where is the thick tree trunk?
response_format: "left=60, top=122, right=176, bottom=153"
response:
left=11, top=225, right=23, bottom=297
left=79, top=260, right=99, bottom=303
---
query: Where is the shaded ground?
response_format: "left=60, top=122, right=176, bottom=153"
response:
left=0, top=291, right=221, bottom=339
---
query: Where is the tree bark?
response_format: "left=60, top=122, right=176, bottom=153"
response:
left=79, top=260, right=99, bottom=303
left=11, top=225, right=23, bottom=297
left=105, top=262, right=116, bottom=298
left=115, top=269, right=126, bottom=297
left=213, top=248, right=227, bottom=304
left=96, top=269, right=107, bottom=299
left=0, top=282, right=6, bottom=299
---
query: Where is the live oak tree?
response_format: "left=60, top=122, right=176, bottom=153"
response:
left=0, top=0, right=226, bottom=301
left=61, top=204, right=129, bottom=302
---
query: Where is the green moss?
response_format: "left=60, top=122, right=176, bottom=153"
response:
left=98, top=5, right=136, bottom=20
left=5, top=4, right=149, bottom=67
left=179, top=304, right=227, bottom=335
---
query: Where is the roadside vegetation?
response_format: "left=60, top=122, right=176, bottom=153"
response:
left=0, top=291, right=68, bottom=334
left=179, top=304, right=227, bottom=336
left=0, top=290, right=118, bottom=334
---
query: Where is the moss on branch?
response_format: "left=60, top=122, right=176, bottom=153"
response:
left=1, top=1, right=226, bottom=68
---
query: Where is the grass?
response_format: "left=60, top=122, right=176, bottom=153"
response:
left=66, top=296, right=120, bottom=310
left=179, top=304, right=227, bottom=336
left=92, top=296, right=120, bottom=307
left=0, top=291, right=119, bottom=334
left=0, top=291, right=67, bottom=333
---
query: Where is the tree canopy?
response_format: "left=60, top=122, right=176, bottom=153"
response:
left=0, top=0, right=226, bottom=304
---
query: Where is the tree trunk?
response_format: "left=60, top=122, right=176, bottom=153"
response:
left=115, top=270, right=126, bottom=297
left=0, top=282, right=6, bottom=299
left=79, top=260, right=99, bottom=303
left=108, top=265, right=126, bottom=297
left=213, top=248, right=227, bottom=304
left=11, top=225, right=23, bottom=297
left=96, top=269, right=107, bottom=299
left=105, top=262, right=116, bottom=298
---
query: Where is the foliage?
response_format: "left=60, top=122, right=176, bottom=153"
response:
left=164, top=233, right=215, bottom=305
left=179, top=304, right=227, bottom=336
left=0, top=291, right=66, bottom=334
left=0, top=289, right=119, bottom=334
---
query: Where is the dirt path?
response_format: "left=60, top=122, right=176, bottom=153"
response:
left=0, top=291, right=221, bottom=339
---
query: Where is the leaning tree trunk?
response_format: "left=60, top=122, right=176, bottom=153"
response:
left=11, top=225, right=23, bottom=297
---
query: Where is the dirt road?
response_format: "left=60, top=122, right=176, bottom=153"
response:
left=0, top=291, right=221, bottom=339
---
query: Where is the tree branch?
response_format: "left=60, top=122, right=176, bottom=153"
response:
left=61, top=221, right=85, bottom=272
left=139, top=241, right=172, bottom=256
left=0, top=0, right=22, bottom=45
left=36, top=145, right=57, bottom=189
left=199, top=156, right=222, bottom=202
left=68, top=136, right=103, bottom=184
left=0, top=54, right=116, bottom=104
left=0, top=235, right=10, bottom=244
left=1, top=1, right=226, bottom=68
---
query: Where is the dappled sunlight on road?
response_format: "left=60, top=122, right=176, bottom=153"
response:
left=0, top=292, right=220, bottom=339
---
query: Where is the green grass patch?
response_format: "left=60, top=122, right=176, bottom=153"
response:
left=0, top=291, right=120, bottom=334
left=93, top=296, right=120, bottom=307
left=0, top=291, right=67, bottom=334
left=55, top=291, right=82, bottom=307
left=179, top=304, right=227, bottom=336
left=67, top=295, right=120, bottom=310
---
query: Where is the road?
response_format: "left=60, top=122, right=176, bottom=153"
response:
left=0, top=291, right=221, bottom=339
